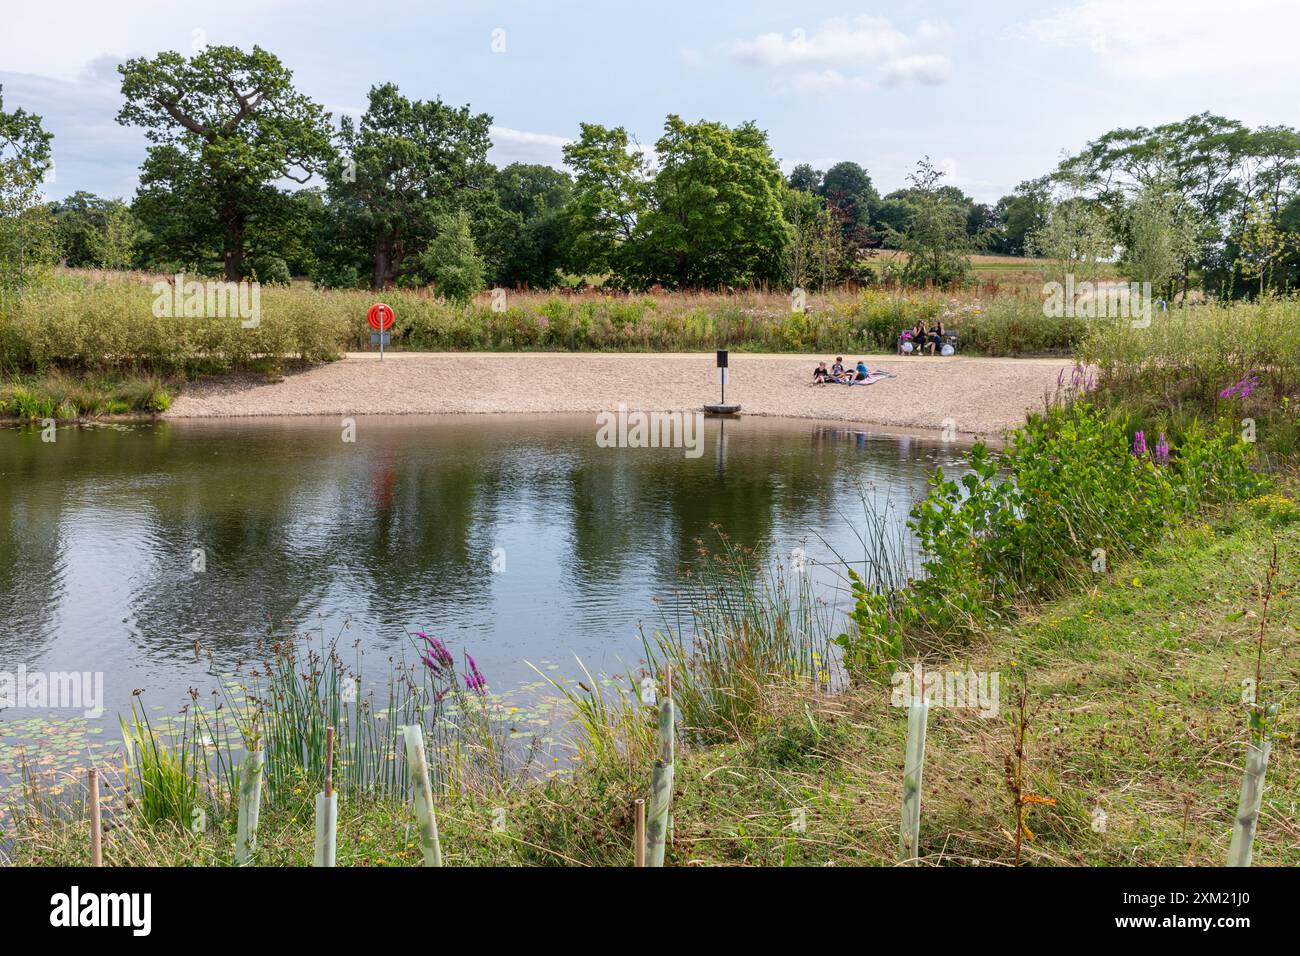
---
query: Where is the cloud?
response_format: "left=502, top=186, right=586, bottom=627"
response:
left=729, top=16, right=953, bottom=93
left=1012, top=0, right=1300, bottom=81
left=488, top=126, right=571, bottom=169
left=0, top=65, right=144, bottom=201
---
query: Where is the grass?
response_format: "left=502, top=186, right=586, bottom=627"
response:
left=9, top=489, right=1296, bottom=866
left=1079, top=297, right=1300, bottom=464
left=0, top=370, right=173, bottom=418
left=1, top=268, right=1091, bottom=376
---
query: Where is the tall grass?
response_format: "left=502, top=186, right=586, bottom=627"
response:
left=0, top=269, right=1083, bottom=374
left=1077, top=297, right=1300, bottom=463
left=110, top=623, right=532, bottom=836
left=643, top=536, right=838, bottom=743
left=118, top=696, right=202, bottom=825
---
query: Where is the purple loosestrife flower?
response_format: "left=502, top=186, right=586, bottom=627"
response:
left=1057, top=367, right=1066, bottom=388
left=1220, top=370, right=1259, bottom=399
left=416, top=630, right=454, bottom=670
left=1132, top=430, right=1147, bottom=457
left=1155, top=432, right=1170, bottom=465
left=464, top=653, right=487, bottom=694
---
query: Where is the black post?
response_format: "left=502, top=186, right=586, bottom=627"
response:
left=716, top=350, right=728, bottom=404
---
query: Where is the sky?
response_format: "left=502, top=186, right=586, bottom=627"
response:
left=3, top=0, right=1299, bottom=206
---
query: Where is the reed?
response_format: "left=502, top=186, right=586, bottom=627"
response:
left=643, top=535, right=837, bottom=743
left=118, top=695, right=201, bottom=826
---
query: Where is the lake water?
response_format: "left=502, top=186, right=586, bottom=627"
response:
left=0, top=414, right=965, bottom=792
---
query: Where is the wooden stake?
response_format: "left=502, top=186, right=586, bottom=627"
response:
left=88, top=768, right=102, bottom=867
left=634, top=799, right=646, bottom=867
left=314, top=727, right=338, bottom=867
left=324, top=726, right=335, bottom=798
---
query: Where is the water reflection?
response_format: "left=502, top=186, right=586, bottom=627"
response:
left=0, top=414, right=967, bottom=723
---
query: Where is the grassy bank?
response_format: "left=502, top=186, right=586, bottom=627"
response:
left=10, top=488, right=1296, bottom=866
left=0, top=370, right=173, bottom=418
left=1078, top=299, right=1300, bottom=464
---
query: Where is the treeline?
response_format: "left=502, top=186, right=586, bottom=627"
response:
left=2, top=45, right=1300, bottom=298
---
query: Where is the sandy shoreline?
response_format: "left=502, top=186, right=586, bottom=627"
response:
left=165, top=352, right=1067, bottom=438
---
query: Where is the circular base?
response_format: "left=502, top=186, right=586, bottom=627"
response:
left=703, top=402, right=742, bottom=416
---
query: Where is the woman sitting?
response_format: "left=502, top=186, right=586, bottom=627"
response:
left=910, top=320, right=928, bottom=355
left=927, top=318, right=945, bottom=355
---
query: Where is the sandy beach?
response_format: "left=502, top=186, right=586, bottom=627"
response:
left=165, top=352, right=1068, bottom=438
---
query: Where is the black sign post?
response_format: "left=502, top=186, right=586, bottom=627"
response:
left=716, top=350, right=729, bottom=404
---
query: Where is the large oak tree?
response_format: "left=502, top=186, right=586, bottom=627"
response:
left=118, top=45, right=332, bottom=280
left=327, top=83, right=493, bottom=290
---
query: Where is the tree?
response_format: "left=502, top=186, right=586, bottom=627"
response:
left=416, top=210, right=485, bottom=302
left=481, top=163, right=573, bottom=288
left=0, top=84, right=55, bottom=287
left=787, top=163, right=822, bottom=193
left=631, top=115, right=790, bottom=288
left=782, top=185, right=821, bottom=290
left=118, top=45, right=333, bottom=280
left=1027, top=184, right=1114, bottom=288
left=818, top=160, right=878, bottom=249
left=1122, top=181, right=1201, bottom=299
left=327, top=83, right=493, bottom=290
left=991, top=179, right=1050, bottom=256
left=52, top=191, right=112, bottom=266
left=87, top=200, right=145, bottom=269
left=886, top=157, right=976, bottom=287
left=1235, top=200, right=1292, bottom=296
left=562, top=123, right=650, bottom=279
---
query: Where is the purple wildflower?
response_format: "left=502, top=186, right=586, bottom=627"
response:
left=416, top=630, right=454, bottom=670
left=1154, top=432, right=1170, bottom=465
left=1057, top=367, right=1066, bottom=388
left=1220, top=370, right=1259, bottom=400
left=464, top=653, right=487, bottom=694
left=1132, top=430, right=1146, bottom=457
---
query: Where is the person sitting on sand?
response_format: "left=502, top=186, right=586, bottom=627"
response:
left=831, top=356, right=847, bottom=381
left=854, top=360, right=871, bottom=382
left=927, top=318, right=945, bottom=355
left=813, top=361, right=833, bottom=383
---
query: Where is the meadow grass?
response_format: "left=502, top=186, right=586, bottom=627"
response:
left=1079, top=297, right=1300, bottom=464
left=0, top=268, right=1089, bottom=377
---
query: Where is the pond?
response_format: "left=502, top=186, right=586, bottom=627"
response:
left=0, top=413, right=966, bottom=791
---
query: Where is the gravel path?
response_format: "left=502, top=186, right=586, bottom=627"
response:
left=165, top=352, right=1068, bottom=439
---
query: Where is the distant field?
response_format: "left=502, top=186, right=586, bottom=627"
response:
left=858, top=252, right=1124, bottom=286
